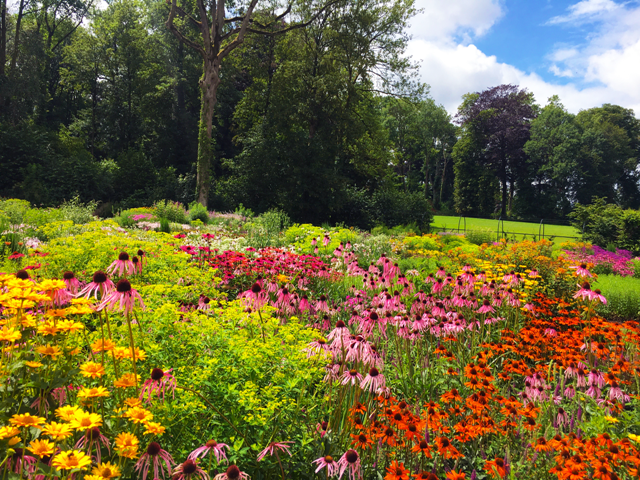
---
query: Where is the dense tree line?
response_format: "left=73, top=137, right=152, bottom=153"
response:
left=1, top=0, right=638, bottom=227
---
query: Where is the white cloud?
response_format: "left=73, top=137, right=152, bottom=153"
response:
left=406, top=0, right=640, bottom=117
left=548, top=0, right=620, bottom=24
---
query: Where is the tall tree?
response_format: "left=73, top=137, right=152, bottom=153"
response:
left=166, top=0, right=340, bottom=207
left=454, top=84, right=537, bottom=217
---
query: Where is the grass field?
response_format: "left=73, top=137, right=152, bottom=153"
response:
left=430, top=215, right=580, bottom=243
left=593, top=274, right=640, bottom=320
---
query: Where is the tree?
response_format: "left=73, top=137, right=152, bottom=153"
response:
left=165, top=0, right=340, bottom=207
left=454, top=84, right=537, bottom=217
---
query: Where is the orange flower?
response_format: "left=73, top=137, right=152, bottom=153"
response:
left=434, top=437, right=463, bottom=459
left=350, top=433, right=374, bottom=450
left=384, top=461, right=409, bottom=480
left=378, top=426, right=401, bottom=447
left=484, top=457, right=506, bottom=479
left=445, top=471, right=466, bottom=480
left=411, top=439, right=432, bottom=458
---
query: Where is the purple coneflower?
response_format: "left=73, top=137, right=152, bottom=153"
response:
left=477, top=299, right=495, bottom=314
left=198, top=295, right=211, bottom=311
left=188, top=440, right=228, bottom=464
left=341, top=369, right=363, bottom=386
left=7, top=448, right=36, bottom=475
left=213, top=464, right=249, bottom=480
left=360, top=367, right=385, bottom=393
left=174, top=459, right=209, bottom=480
left=107, top=252, right=135, bottom=277
left=312, top=455, right=338, bottom=476
left=135, top=441, right=174, bottom=480
left=63, top=271, right=81, bottom=295
left=256, top=441, right=293, bottom=462
left=98, top=279, right=144, bottom=315
left=240, top=283, right=268, bottom=310
left=75, top=427, right=111, bottom=463
left=78, top=271, right=115, bottom=299
left=337, top=449, right=362, bottom=480
left=140, top=368, right=177, bottom=403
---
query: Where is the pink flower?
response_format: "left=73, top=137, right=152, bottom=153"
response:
left=78, top=271, right=115, bottom=299
left=257, top=441, right=293, bottom=462
left=107, top=252, right=135, bottom=277
left=337, top=449, right=362, bottom=480
left=239, top=283, right=268, bottom=310
left=477, top=299, right=495, bottom=314
left=6, top=449, right=36, bottom=475
left=75, top=427, right=111, bottom=463
left=213, top=465, right=249, bottom=480
left=571, top=263, right=592, bottom=277
left=62, top=271, right=81, bottom=294
left=174, top=460, right=209, bottom=480
left=135, top=442, right=175, bottom=480
left=360, top=367, right=385, bottom=393
left=98, top=279, right=145, bottom=315
left=323, top=235, right=331, bottom=247
left=140, top=368, right=177, bottom=403
left=340, top=369, right=363, bottom=386
left=188, top=440, right=229, bottom=464
left=313, top=455, right=339, bottom=476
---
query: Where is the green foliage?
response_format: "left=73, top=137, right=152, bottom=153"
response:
left=465, top=228, right=494, bottom=245
left=158, top=218, right=171, bottom=233
left=60, top=196, right=98, bottom=224
left=594, top=274, right=640, bottom=320
left=153, top=200, right=189, bottom=224
left=0, top=198, right=32, bottom=224
left=246, top=209, right=292, bottom=248
left=188, top=202, right=210, bottom=225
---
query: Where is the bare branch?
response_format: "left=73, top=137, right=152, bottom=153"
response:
left=166, top=0, right=206, bottom=57
left=169, top=2, right=202, bottom=29
left=218, top=0, right=259, bottom=60
left=196, top=0, right=212, bottom=51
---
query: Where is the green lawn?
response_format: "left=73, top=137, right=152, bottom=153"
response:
left=430, top=215, right=579, bottom=243
left=593, top=274, right=640, bottom=320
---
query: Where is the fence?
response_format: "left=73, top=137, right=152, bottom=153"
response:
left=430, top=216, right=582, bottom=243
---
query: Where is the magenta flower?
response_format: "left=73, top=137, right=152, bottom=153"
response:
left=570, top=263, right=592, bottom=277
left=135, top=442, right=174, bottom=480
left=78, top=271, right=115, bottom=299
left=140, top=368, right=177, bottom=403
left=62, top=271, right=81, bottom=295
left=341, top=369, right=362, bottom=386
left=360, top=367, right=385, bottom=393
left=213, top=465, right=249, bottom=480
left=239, top=283, right=268, bottom=310
left=98, top=279, right=145, bottom=315
left=337, top=449, right=362, bottom=480
left=312, top=455, right=339, bottom=476
left=173, top=459, right=209, bottom=480
left=188, top=440, right=229, bottom=464
left=107, top=252, right=135, bottom=277
left=256, top=441, right=293, bottom=462
left=75, top=427, right=111, bottom=463
left=477, top=299, right=495, bottom=314
left=7, top=448, right=36, bottom=475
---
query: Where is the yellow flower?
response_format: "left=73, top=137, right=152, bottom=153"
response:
left=0, top=426, right=20, bottom=439
left=605, top=416, right=619, bottom=423
left=71, top=298, right=94, bottom=306
left=114, top=373, right=139, bottom=388
left=38, top=279, right=67, bottom=292
left=629, top=433, right=640, bottom=443
left=56, top=405, right=82, bottom=421
left=78, top=386, right=110, bottom=400
left=37, top=322, right=60, bottom=336
left=28, top=438, right=55, bottom=457
left=114, top=432, right=139, bottom=459
left=124, top=406, right=153, bottom=424
left=9, top=413, right=46, bottom=428
left=124, top=397, right=142, bottom=408
left=42, top=422, right=73, bottom=440
left=35, top=344, right=63, bottom=358
left=18, top=314, right=36, bottom=328
left=92, top=462, right=122, bottom=478
left=46, top=309, right=69, bottom=319
left=52, top=450, right=92, bottom=470
left=0, top=327, right=21, bottom=343
left=25, top=361, right=43, bottom=368
left=123, top=347, right=147, bottom=361
left=67, top=305, right=94, bottom=315
left=143, top=422, right=166, bottom=436
left=92, top=339, right=116, bottom=352
left=57, top=320, right=84, bottom=334
left=69, top=411, right=103, bottom=431
left=80, top=362, right=106, bottom=379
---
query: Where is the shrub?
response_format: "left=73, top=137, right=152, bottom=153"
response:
left=153, top=199, right=189, bottom=224
left=594, top=274, right=640, bottom=320
left=246, top=209, right=291, bottom=248
left=158, top=217, right=171, bottom=233
left=60, top=196, right=98, bottom=224
left=188, top=201, right=209, bottom=224
left=0, top=198, right=31, bottom=224
left=465, top=228, right=493, bottom=245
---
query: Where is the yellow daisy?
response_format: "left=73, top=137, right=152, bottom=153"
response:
left=143, top=422, right=166, bottom=436
left=123, top=407, right=153, bottom=424
left=79, top=362, right=106, bottom=379
left=28, top=438, right=55, bottom=457
left=9, top=413, right=46, bottom=428
left=113, top=373, right=139, bottom=388
left=78, top=386, right=110, bottom=400
left=69, top=411, right=103, bottom=431
left=92, top=462, right=122, bottom=478
left=0, top=426, right=20, bottom=439
left=35, top=344, right=63, bottom=359
left=114, top=432, right=139, bottom=459
left=52, top=450, right=92, bottom=470
left=42, top=422, right=73, bottom=441
left=56, top=405, right=82, bottom=421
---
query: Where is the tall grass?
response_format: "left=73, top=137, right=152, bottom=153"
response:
left=593, top=274, right=640, bottom=320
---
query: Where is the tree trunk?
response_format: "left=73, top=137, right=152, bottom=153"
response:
left=196, top=57, right=221, bottom=207
left=439, top=149, right=449, bottom=206
left=9, top=0, right=26, bottom=73
left=0, top=0, right=6, bottom=77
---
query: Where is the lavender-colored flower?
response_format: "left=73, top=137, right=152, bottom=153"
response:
left=63, top=271, right=81, bottom=295
left=239, top=283, right=268, bottom=310
left=136, top=442, right=174, bottom=480
left=341, top=369, right=363, bottom=386
left=188, top=440, right=228, bottom=464
left=256, top=441, right=293, bottom=462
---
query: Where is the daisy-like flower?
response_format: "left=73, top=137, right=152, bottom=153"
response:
left=337, top=450, right=362, bottom=480
left=52, top=450, right=93, bottom=470
left=75, top=427, right=111, bottom=463
left=10, top=413, right=46, bottom=428
left=98, top=279, right=145, bottom=315
left=115, top=432, right=139, bottom=459
left=35, top=344, right=63, bottom=358
left=114, top=373, right=140, bottom=388
left=140, top=368, right=177, bottom=403
left=107, top=252, right=135, bottom=277
left=173, top=459, right=210, bottom=480
left=188, top=440, right=229, bottom=464
left=144, top=422, right=166, bottom=436
left=27, top=438, right=55, bottom=457
left=485, top=457, right=506, bottom=479
left=341, top=369, right=363, bottom=386
left=571, top=263, right=592, bottom=277
left=257, top=441, right=293, bottom=462
left=124, top=406, right=153, bottom=424
left=6, top=448, right=36, bottom=475
left=213, top=465, right=249, bottom=480
left=80, top=362, right=106, bottom=378
left=56, top=405, right=81, bottom=421
left=312, top=455, right=339, bottom=476
left=92, top=462, right=121, bottom=479
left=63, top=271, right=81, bottom=294
left=384, top=461, right=409, bottom=480
left=135, top=441, right=175, bottom=480
left=477, top=299, right=495, bottom=314
left=69, top=411, right=103, bottom=431
left=79, top=271, right=115, bottom=299
left=360, top=367, right=385, bottom=393
left=0, top=426, right=20, bottom=439
left=239, top=283, right=269, bottom=310
left=78, top=386, right=110, bottom=400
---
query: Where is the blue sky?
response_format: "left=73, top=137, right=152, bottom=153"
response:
left=405, top=0, right=640, bottom=114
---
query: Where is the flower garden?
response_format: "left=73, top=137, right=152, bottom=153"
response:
left=1, top=202, right=640, bottom=480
